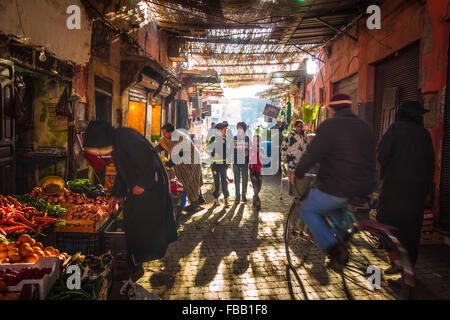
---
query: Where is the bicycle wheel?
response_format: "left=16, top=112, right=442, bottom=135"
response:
left=342, top=220, right=414, bottom=300
left=284, top=201, right=318, bottom=269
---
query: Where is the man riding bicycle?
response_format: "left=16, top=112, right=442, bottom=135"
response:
left=290, top=93, right=376, bottom=272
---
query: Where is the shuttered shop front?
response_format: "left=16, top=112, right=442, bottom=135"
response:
left=440, top=44, right=450, bottom=231
left=374, top=42, right=420, bottom=142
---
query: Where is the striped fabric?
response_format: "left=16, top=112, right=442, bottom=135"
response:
left=158, top=132, right=203, bottom=203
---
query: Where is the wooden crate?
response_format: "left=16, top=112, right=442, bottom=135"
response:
left=55, top=215, right=110, bottom=233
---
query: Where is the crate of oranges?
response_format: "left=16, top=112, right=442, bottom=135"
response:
left=0, top=234, right=69, bottom=265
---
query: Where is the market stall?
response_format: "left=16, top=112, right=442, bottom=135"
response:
left=0, top=176, right=114, bottom=300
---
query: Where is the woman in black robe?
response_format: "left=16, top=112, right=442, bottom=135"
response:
left=377, top=101, right=435, bottom=272
left=83, top=121, right=178, bottom=280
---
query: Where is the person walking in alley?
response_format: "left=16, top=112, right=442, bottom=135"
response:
left=206, top=123, right=230, bottom=207
left=155, top=123, right=205, bottom=212
left=250, top=134, right=265, bottom=210
left=270, top=120, right=285, bottom=175
left=376, top=101, right=435, bottom=278
left=233, top=122, right=251, bottom=203
left=291, top=93, right=376, bottom=272
left=83, top=120, right=178, bottom=281
left=281, top=119, right=310, bottom=198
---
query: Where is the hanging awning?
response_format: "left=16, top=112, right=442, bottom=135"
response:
left=180, top=69, right=223, bottom=94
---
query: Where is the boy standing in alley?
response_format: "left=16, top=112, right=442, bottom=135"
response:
left=206, top=123, right=230, bottom=207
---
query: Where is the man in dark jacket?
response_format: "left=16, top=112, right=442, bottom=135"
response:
left=206, top=123, right=230, bottom=207
left=292, top=93, right=376, bottom=271
left=377, top=101, right=435, bottom=273
left=83, top=121, right=178, bottom=280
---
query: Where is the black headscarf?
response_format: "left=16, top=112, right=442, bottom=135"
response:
left=83, top=120, right=114, bottom=148
left=395, top=101, right=429, bottom=126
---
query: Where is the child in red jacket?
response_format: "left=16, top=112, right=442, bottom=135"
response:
left=250, top=134, right=265, bottom=210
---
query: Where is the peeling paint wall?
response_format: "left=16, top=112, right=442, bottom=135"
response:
left=0, top=0, right=91, bottom=65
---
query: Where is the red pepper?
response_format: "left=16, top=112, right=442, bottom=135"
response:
left=11, top=213, right=37, bottom=228
left=5, top=196, right=21, bottom=207
left=33, top=216, right=56, bottom=224
left=0, top=227, right=6, bottom=236
left=2, top=226, right=33, bottom=234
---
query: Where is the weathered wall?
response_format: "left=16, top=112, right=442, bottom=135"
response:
left=137, top=22, right=171, bottom=69
left=0, top=0, right=91, bottom=65
left=304, top=0, right=449, bottom=217
left=87, top=57, right=121, bottom=125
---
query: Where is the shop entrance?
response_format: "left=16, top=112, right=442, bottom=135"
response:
left=128, top=87, right=148, bottom=136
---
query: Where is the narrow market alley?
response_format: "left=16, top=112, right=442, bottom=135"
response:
left=126, top=169, right=450, bottom=300
left=0, top=0, right=449, bottom=304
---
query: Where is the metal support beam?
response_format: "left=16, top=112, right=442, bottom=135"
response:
left=279, top=12, right=303, bottom=45
left=314, top=17, right=357, bottom=42
left=220, top=72, right=268, bottom=76
left=184, top=37, right=278, bottom=45
left=188, top=51, right=306, bottom=55
left=194, top=61, right=301, bottom=68
left=293, top=45, right=325, bottom=63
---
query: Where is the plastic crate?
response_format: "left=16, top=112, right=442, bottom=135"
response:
left=0, top=257, right=60, bottom=300
left=50, top=219, right=110, bottom=255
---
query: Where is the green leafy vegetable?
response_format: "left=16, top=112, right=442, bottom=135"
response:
left=12, top=194, right=67, bottom=218
left=67, top=179, right=99, bottom=194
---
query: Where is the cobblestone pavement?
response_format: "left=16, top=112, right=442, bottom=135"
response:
left=135, top=169, right=450, bottom=300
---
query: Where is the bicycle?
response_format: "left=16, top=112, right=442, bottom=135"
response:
left=284, top=174, right=414, bottom=300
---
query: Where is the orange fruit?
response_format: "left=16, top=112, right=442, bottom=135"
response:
left=26, top=254, right=39, bottom=263
left=34, top=250, right=44, bottom=259
left=7, top=249, right=19, bottom=258
left=18, top=234, right=31, bottom=244
left=0, top=243, right=7, bottom=251
left=9, top=254, right=21, bottom=263
left=0, top=251, right=7, bottom=259
left=44, top=246, right=55, bottom=254
left=34, top=242, right=43, bottom=250
left=20, top=246, right=34, bottom=258
left=44, top=250, right=53, bottom=257
left=7, top=243, right=18, bottom=250
left=0, top=258, right=9, bottom=264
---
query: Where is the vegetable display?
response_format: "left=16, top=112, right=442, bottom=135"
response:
left=46, top=252, right=112, bottom=300
left=0, top=234, right=69, bottom=264
left=67, top=179, right=100, bottom=194
left=12, top=195, right=67, bottom=218
left=0, top=195, right=57, bottom=236
left=62, top=204, right=109, bottom=222
left=30, top=187, right=109, bottom=208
